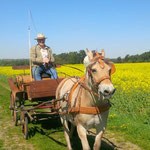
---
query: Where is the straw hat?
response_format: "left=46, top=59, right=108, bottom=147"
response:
left=34, top=33, right=47, bottom=40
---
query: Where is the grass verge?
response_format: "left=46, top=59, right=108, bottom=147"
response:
left=107, top=88, right=150, bottom=150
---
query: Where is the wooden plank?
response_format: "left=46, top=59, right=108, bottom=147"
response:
left=16, top=75, right=54, bottom=84
left=8, top=78, right=20, bottom=93
left=12, top=65, right=30, bottom=70
left=27, top=78, right=64, bottom=99
left=8, top=78, right=23, bottom=100
left=56, top=64, right=61, bottom=68
left=16, top=75, right=31, bottom=83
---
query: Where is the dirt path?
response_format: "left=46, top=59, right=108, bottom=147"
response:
left=102, top=131, right=142, bottom=150
left=0, top=105, right=35, bottom=150
left=0, top=81, right=143, bottom=150
left=87, top=129, right=142, bottom=150
left=0, top=82, right=35, bottom=150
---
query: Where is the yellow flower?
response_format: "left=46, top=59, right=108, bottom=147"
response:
left=109, top=114, right=116, bottom=118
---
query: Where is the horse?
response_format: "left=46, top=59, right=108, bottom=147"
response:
left=56, top=49, right=116, bottom=150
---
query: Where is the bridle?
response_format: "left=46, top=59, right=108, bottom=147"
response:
left=56, top=52, right=116, bottom=115
left=86, top=52, right=111, bottom=86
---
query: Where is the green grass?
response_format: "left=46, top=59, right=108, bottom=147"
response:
left=0, top=75, right=149, bottom=149
left=0, top=140, right=6, bottom=150
left=0, top=80, right=67, bottom=150
left=0, top=74, right=10, bottom=84
left=108, top=88, right=150, bottom=150
left=0, top=82, right=113, bottom=150
left=0, top=76, right=115, bottom=150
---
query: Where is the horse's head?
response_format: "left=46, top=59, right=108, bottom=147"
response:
left=84, top=49, right=116, bottom=99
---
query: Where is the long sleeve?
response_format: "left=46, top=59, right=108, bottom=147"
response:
left=30, top=46, right=43, bottom=66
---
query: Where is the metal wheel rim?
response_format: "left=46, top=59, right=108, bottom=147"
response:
left=13, top=110, right=18, bottom=126
left=10, top=93, right=14, bottom=117
left=23, top=116, right=28, bottom=140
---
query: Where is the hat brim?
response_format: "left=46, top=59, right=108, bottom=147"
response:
left=34, top=37, right=47, bottom=40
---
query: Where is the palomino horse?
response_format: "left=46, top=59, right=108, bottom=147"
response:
left=56, top=49, right=116, bottom=150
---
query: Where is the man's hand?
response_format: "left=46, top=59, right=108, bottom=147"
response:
left=43, top=58, right=50, bottom=64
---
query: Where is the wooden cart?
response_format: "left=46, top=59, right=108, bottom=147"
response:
left=8, top=66, right=64, bottom=139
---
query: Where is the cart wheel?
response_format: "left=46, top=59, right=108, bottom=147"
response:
left=13, top=110, right=18, bottom=126
left=10, top=92, right=14, bottom=117
left=22, top=116, right=28, bottom=140
left=12, top=100, right=20, bottom=126
left=11, top=108, right=14, bottom=119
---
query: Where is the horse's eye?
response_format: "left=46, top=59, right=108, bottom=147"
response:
left=91, top=69, right=97, bottom=73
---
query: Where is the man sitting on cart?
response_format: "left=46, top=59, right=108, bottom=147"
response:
left=30, top=33, right=58, bottom=80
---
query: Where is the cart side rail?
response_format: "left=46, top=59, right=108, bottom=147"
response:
left=27, top=78, right=64, bottom=99
left=8, top=78, right=24, bottom=101
left=8, top=78, right=20, bottom=93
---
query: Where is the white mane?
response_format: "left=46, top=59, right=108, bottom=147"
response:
left=83, top=55, right=90, bottom=68
left=83, top=56, right=93, bottom=87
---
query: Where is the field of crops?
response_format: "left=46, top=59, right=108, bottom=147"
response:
left=1, top=63, right=150, bottom=93
left=0, top=63, right=150, bottom=149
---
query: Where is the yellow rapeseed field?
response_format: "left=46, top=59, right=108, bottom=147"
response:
left=112, top=63, right=150, bottom=93
left=0, top=63, right=150, bottom=149
left=0, top=66, right=30, bottom=76
left=0, top=63, right=150, bottom=93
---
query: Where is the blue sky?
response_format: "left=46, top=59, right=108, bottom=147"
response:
left=0, top=0, right=150, bottom=59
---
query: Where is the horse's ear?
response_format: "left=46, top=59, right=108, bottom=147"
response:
left=111, top=63, right=116, bottom=74
left=101, top=49, right=105, bottom=57
left=86, top=48, right=93, bottom=60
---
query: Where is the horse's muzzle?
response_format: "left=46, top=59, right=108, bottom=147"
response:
left=98, top=85, right=116, bottom=99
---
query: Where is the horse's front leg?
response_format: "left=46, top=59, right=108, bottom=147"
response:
left=93, top=129, right=104, bottom=150
left=69, top=123, right=76, bottom=139
left=77, top=124, right=91, bottom=150
left=60, top=117, right=72, bottom=150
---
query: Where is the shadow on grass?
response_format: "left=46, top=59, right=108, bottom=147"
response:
left=28, top=114, right=118, bottom=150
left=71, top=135, right=118, bottom=150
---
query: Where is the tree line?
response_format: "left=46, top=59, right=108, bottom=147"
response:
left=115, top=51, right=150, bottom=63
left=0, top=50, right=86, bottom=66
left=0, top=50, right=150, bottom=66
left=0, top=59, right=29, bottom=66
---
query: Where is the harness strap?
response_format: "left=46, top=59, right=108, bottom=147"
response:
left=69, top=86, right=83, bottom=113
left=96, top=76, right=111, bottom=85
left=91, top=55, right=104, bottom=61
left=57, top=73, right=111, bottom=115
left=56, top=77, right=71, bottom=109
left=57, top=78, right=71, bottom=99
left=59, top=103, right=111, bottom=115
left=88, top=68, right=111, bottom=86
left=66, top=75, right=111, bottom=115
left=78, top=82, right=99, bottom=97
left=68, top=76, right=85, bottom=103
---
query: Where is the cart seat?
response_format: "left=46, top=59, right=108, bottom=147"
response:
left=41, top=73, right=51, bottom=78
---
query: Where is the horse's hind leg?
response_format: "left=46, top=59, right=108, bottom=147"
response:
left=77, top=124, right=91, bottom=150
left=60, top=117, right=72, bottom=150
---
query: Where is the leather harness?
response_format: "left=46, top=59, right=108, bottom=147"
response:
left=57, top=53, right=114, bottom=115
